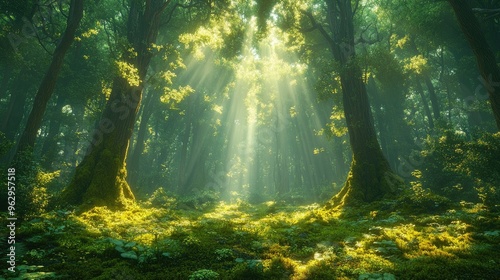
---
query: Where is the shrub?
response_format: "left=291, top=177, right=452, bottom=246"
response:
left=415, top=131, right=500, bottom=208
left=397, top=183, right=452, bottom=214
left=145, top=187, right=177, bottom=208
left=7, top=149, right=57, bottom=218
left=179, top=189, right=220, bottom=210
left=188, top=269, right=219, bottom=280
left=229, top=259, right=265, bottom=279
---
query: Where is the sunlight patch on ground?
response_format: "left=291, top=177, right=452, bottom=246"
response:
left=8, top=199, right=499, bottom=279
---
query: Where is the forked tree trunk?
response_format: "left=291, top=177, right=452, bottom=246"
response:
left=448, top=0, right=500, bottom=130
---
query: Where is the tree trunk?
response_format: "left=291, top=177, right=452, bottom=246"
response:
left=40, top=92, right=67, bottom=170
left=367, top=77, right=394, bottom=168
left=335, top=62, right=402, bottom=204
left=127, top=88, right=156, bottom=188
left=423, top=75, right=441, bottom=121
left=448, top=0, right=500, bottom=130
left=321, top=0, right=403, bottom=206
left=0, top=71, right=31, bottom=140
left=414, top=76, right=435, bottom=130
left=61, top=76, right=139, bottom=208
left=178, top=121, right=192, bottom=192
left=15, top=0, right=84, bottom=155
left=61, top=0, right=170, bottom=209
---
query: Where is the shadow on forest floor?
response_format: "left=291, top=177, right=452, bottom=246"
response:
left=1, top=196, right=499, bottom=279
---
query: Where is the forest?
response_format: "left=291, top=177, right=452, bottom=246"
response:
left=0, top=0, right=499, bottom=279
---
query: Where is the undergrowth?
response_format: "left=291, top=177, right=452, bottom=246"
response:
left=0, top=197, right=499, bottom=279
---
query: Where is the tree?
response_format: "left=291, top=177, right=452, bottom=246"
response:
left=15, top=0, right=84, bottom=157
left=447, top=0, right=500, bottom=130
left=303, top=0, right=403, bottom=205
left=60, top=0, right=177, bottom=209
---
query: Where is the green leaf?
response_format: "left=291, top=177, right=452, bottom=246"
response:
left=124, top=241, right=137, bottom=248
left=115, top=246, right=126, bottom=253
left=121, top=251, right=138, bottom=260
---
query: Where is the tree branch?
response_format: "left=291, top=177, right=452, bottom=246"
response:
left=472, top=8, right=500, bottom=13
left=300, top=10, right=335, bottom=51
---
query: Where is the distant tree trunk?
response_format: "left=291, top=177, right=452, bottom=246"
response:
left=182, top=118, right=210, bottom=195
left=0, top=66, right=11, bottom=101
left=0, top=71, right=32, bottom=140
left=367, top=77, right=393, bottom=167
left=15, top=0, right=84, bottom=156
left=310, top=0, right=403, bottom=206
left=178, top=121, right=191, bottom=191
left=61, top=0, right=171, bottom=209
left=410, top=38, right=441, bottom=123
left=127, top=89, right=156, bottom=188
left=423, top=76, right=441, bottom=121
left=0, top=3, right=37, bottom=100
left=448, top=0, right=500, bottom=130
left=40, top=92, right=67, bottom=170
left=414, top=76, right=435, bottom=130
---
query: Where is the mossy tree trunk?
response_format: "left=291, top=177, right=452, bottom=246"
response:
left=306, top=0, right=403, bottom=206
left=61, top=0, right=171, bottom=209
left=334, top=0, right=403, bottom=205
left=448, top=0, right=500, bottom=130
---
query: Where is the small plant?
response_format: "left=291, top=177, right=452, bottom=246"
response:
left=214, top=248, right=233, bottom=261
left=183, top=235, right=201, bottom=246
left=188, top=269, right=219, bottom=280
left=106, top=238, right=157, bottom=263
left=179, top=189, right=220, bottom=210
left=145, top=187, right=177, bottom=208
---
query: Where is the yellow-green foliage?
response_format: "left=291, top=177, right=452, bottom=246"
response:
left=116, top=60, right=141, bottom=87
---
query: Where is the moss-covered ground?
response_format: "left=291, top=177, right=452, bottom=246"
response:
left=1, top=196, right=499, bottom=279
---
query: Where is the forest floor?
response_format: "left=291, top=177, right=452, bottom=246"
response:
left=1, top=195, right=499, bottom=280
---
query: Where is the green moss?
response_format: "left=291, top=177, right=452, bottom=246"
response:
left=6, top=199, right=499, bottom=280
left=328, top=158, right=404, bottom=209
left=60, top=144, right=135, bottom=211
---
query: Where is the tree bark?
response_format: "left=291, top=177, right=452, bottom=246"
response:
left=15, top=0, right=84, bottom=155
left=448, top=0, right=500, bottom=130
